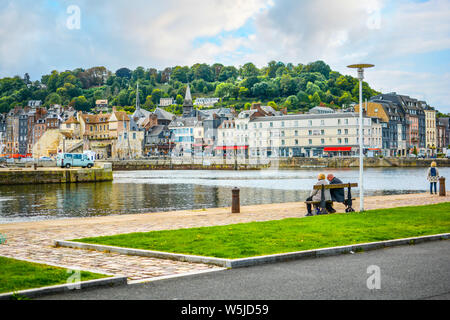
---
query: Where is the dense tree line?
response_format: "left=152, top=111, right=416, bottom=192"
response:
left=0, top=61, right=382, bottom=115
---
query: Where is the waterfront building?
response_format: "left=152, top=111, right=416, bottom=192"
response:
left=355, top=101, right=403, bottom=156
left=248, top=113, right=373, bottom=158
left=144, top=125, right=173, bottom=156
left=438, top=117, right=449, bottom=149
left=33, top=119, right=47, bottom=151
left=424, top=107, right=437, bottom=155
left=216, top=119, right=238, bottom=158
left=169, top=117, right=196, bottom=157
left=0, top=114, right=6, bottom=153
left=371, top=93, right=426, bottom=155
left=215, top=104, right=279, bottom=158
left=201, top=110, right=232, bottom=156
left=170, top=84, right=208, bottom=157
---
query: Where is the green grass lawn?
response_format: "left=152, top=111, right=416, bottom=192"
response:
left=0, top=256, right=110, bottom=294
left=73, top=203, right=450, bottom=259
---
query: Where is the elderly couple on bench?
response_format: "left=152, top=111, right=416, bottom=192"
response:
left=305, top=173, right=346, bottom=216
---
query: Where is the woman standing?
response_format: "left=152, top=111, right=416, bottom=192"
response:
left=427, top=162, right=440, bottom=195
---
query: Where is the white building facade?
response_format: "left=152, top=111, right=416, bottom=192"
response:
left=247, top=113, right=375, bottom=158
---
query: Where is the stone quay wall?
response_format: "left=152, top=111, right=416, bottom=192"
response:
left=0, top=163, right=113, bottom=185
left=99, top=158, right=450, bottom=171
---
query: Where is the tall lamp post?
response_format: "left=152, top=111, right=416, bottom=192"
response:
left=347, top=64, right=374, bottom=212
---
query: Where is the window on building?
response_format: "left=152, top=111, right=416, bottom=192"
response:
left=338, top=138, right=342, bottom=144
left=295, top=139, right=299, bottom=145
left=295, top=130, right=298, bottom=136
left=321, top=139, right=325, bottom=144
left=309, top=139, right=312, bottom=145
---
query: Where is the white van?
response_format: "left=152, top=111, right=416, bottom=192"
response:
left=57, top=153, right=94, bottom=168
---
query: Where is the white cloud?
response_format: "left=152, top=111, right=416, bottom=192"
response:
left=0, top=0, right=449, bottom=111
left=366, top=69, right=450, bottom=113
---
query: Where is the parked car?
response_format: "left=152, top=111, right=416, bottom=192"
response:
left=417, top=153, right=426, bottom=159
left=57, top=153, right=94, bottom=168
left=446, top=150, right=450, bottom=159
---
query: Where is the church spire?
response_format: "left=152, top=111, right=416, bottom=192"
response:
left=184, top=83, right=192, bottom=104
left=182, top=83, right=194, bottom=118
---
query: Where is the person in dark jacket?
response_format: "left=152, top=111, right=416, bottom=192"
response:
left=326, top=174, right=345, bottom=213
left=427, top=162, right=440, bottom=195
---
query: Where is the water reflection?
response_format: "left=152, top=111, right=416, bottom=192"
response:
left=0, top=167, right=447, bottom=223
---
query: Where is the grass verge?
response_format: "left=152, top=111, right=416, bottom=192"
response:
left=73, top=203, right=450, bottom=259
left=0, top=256, right=110, bottom=294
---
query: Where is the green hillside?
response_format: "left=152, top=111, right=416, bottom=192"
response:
left=0, top=61, right=380, bottom=115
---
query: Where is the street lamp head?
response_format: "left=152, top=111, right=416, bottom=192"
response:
left=347, top=64, right=375, bottom=69
left=347, top=64, right=374, bottom=81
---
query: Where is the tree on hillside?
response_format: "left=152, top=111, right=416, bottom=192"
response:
left=191, top=63, right=214, bottom=82
left=239, top=63, right=260, bottom=78
left=116, top=68, right=131, bottom=79
left=171, top=66, right=190, bottom=83
left=218, top=66, right=238, bottom=81
left=211, top=63, right=224, bottom=81
left=71, top=95, right=90, bottom=111
left=46, top=92, right=62, bottom=106
left=215, top=83, right=238, bottom=99
left=304, top=61, right=332, bottom=78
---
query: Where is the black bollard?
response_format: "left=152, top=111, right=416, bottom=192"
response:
left=232, top=187, right=240, bottom=213
left=439, top=177, right=446, bottom=197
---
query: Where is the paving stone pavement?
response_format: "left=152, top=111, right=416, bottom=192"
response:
left=0, top=193, right=449, bottom=282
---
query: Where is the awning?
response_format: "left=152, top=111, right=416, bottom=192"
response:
left=215, top=146, right=249, bottom=150
left=368, top=148, right=381, bottom=151
left=324, top=147, right=352, bottom=152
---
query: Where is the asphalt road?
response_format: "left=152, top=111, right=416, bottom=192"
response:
left=40, top=240, right=450, bottom=300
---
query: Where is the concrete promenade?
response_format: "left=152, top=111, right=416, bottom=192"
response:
left=0, top=193, right=449, bottom=282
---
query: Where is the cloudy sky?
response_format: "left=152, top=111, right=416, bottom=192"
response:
left=1, top=0, right=449, bottom=112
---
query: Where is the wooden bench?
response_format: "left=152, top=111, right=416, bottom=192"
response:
left=305, top=183, right=358, bottom=215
